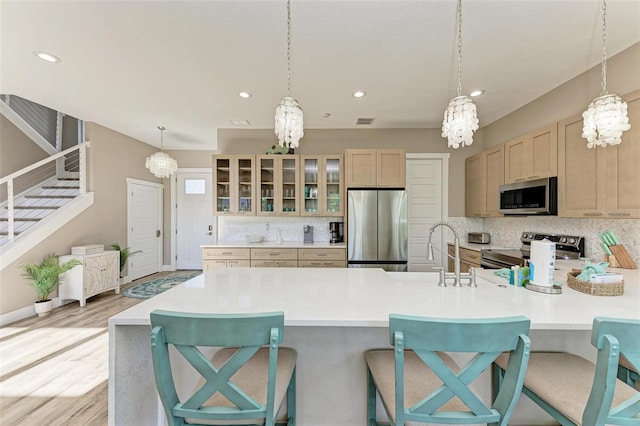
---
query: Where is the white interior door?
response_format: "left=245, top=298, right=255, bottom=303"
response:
left=127, top=179, right=163, bottom=280
left=176, top=171, right=214, bottom=270
left=406, top=156, right=447, bottom=272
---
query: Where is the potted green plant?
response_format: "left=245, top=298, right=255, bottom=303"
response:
left=21, top=253, right=82, bottom=317
left=110, top=243, right=142, bottom=279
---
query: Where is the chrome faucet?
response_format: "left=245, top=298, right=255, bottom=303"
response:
left=427, top=221, right=477, bottom=288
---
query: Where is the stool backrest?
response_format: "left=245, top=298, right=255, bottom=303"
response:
left=388, top=314, right=531, bottom=425
left=150, top=310, right=285, bottom=426
left=584, top=317, right=640, bottom=425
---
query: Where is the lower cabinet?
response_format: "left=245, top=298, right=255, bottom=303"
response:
left=203, top=248, right=251, bottom=271
left=250, top=248, right=298, bottom=267
left=59, top=251, right=120, bottom=307
left=202, top=246, right=347, bottom=268
left=447, top=245, right=481, bottom=273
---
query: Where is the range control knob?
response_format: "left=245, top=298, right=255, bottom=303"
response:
left=568, top=238, right=576, bottom=244
left=560, top=237, right=567, bottom=243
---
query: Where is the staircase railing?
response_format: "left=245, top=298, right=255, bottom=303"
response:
left=0, top=142, right=90, bottom=243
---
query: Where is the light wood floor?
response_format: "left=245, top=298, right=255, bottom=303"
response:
left=0, top=272, right=183, bottom=426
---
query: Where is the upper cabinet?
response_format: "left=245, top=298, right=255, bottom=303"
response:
left=300, top=155, right=344, bottom=217
left=558, top=90, right=640, bottom=218
left=504, top=123, right=558, bottom=183
left=256, top=155, right=300, bottom=216
left=465, top=145, right=504, bottom=217
left=213, top=155, right=255, bottom=215
left=345, top=149, right=406, bottom=187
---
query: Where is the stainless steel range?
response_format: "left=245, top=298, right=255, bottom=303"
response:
left=480, top=232, right=584, bottom=269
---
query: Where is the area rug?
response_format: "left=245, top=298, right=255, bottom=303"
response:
left=123, top=271, right=201, bottom=299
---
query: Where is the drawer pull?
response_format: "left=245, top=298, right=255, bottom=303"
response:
left=317, top=253, right=328, bottom=257
left=608, top=212, right=631, bottom=217
left=222, top=252, right=232, bottom=255
left=583, top=212, right=603, bottom=217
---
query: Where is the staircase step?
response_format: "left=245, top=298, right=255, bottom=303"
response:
left=10, top=206, right=60, bottom=210
left=58, top=178, right=80, bottom=181
left=0, top=217, right=41, bottom=222
left=25, top=195, right=76, bottom=199
left=42, top=185, right=80, bottom=189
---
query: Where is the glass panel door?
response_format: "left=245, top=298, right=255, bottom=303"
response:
left=259, top=157, right=275, bottom=214
left=214, top=157, right=231, bottom=213
left=281, top=156, right=298, bottom=214
left=324, top=156, right=343, bottom=216
left=237, top=157, right=254, bottom=214
left=302, top=157, right=320, bottom=215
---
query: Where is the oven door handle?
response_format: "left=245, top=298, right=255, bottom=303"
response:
left=480, top=257, right=513, bottom=269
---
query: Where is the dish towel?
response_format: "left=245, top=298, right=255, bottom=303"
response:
left=493, top=268, right=511, bottom=280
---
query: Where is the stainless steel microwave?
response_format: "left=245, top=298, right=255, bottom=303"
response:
left=499, top=177, right=557, bottom=215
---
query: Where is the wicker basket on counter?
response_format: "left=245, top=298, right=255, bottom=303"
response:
left=567, top=269, right=624, bottom=296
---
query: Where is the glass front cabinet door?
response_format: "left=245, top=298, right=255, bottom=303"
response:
left=301, top=155, right=343, bottom=217
left=213, top=155, right=255, bottom=215
left=257, top=155, right=299, bottom=215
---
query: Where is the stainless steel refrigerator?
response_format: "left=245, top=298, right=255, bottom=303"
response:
left=347, top=189, right=408, bottom=271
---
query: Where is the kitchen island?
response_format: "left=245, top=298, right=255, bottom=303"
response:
left=109, top=265, right=640, bottom=426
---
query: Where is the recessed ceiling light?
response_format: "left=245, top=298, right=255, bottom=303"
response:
left=238, top=91, right=252, bottom=99
left=469, top=89, right=485, bottom=97
left=33, top=51, right=61, bottom=63
left=353, top=91, right=366, bottom=98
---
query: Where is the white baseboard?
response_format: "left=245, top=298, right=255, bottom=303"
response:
left=162, top=264, right=175, bottom=272
left=0, top=296, right=62, bottom=326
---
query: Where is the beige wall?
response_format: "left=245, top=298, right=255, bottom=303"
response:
left=0, top=115, right=50, bottom=198
left=0, top=123, right=160, bottom=314
left=483, top=42, right=640, bottom=147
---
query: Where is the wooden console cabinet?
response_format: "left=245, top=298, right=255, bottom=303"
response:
left=59, top=251, right=120, bottom=307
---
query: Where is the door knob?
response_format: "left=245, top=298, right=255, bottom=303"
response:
left=156, top=230, right=161, bottom=237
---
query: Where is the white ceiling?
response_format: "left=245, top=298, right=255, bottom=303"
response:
left=1, top=0, right=639, bottom=151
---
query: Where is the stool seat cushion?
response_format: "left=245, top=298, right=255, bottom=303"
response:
left=188, top=347, right=297, bottom=425
left=366, top=349, right=467, bottom=424
left=495, top=352, right=637, bottom=425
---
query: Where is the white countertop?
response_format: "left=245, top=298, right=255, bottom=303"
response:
left=202, top=241, right=346, bottom=249
left=109, top=262, right=640, bottom=330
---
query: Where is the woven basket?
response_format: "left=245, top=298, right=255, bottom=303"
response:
left=567, top=269, right=623, bottom=296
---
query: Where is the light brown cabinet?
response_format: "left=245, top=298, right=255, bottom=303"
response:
left=465, top=145, right=504, bottom=217
left=203, top=248, right=251, bottom=271
left=504, top=123, right=558, bottom=184
left=298, top=248, right=347, bottom=268
left=447, top=245, right=481, bottom=273
left=250, top=248, right=298, bottom=267
left=213, top=155, right=255, bottom=215
left=256, top=155, right=300, bottom=216
left=558, top=90, right=640, bottom=218
left=300, top=155, right=344, bottom=217
left=345, top=149, right=406, bottom=187
left=202, top=246, right=347, bottom=269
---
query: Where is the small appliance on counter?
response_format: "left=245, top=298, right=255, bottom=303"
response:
left=303, top=225, right=314, bottom=243
left=468, top=232, right=490, bottom=244
left=329, top=221, right=344, bottom=243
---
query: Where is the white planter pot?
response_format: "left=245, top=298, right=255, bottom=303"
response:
left=34, top=300, right=53, bottom=317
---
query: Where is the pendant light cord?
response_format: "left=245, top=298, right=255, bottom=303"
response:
left=287, top=0, right=292, bottom=97
left=158, top=126, right=166, bottom=151
left=456, top=0, right=463, bottom=98
left=600, top=0, right=608, bottom=96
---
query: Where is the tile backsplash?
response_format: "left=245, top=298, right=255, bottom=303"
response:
left=453, top=216, right=639, bottom=263
left=217, top=216, right=340, bottom=243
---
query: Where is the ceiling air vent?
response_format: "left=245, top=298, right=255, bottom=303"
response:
left=356, top=117, right=375, bottom=125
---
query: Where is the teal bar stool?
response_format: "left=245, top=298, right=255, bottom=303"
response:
left=365, top=314, right=531, bottom=426
left=493, top=317, right=640, bottom=425
left=150, top=310, right=296, bottom=426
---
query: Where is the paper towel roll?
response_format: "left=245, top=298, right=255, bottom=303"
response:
left=529, top=239, right=556, bottom=287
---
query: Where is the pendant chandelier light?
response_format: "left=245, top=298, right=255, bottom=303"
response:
left=274, top=0, right=304, bottom=149
left=582, top=0, right=630, bottom=148
left=441, top=0, right=479, bottom=149
left=145, top=126, right=178, bottom=178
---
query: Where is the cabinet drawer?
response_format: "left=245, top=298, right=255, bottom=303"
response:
left=298, top=248, right=346, bottom=261
left=460, top=247, right=481, bottom=264
left=204, top=260, right=228, bottom=270
left=226, top=260, right=250, bottom=267
left=298, top=260, right=346, bottom=268
left=251, top=260, right=275, bottom=267
left=251, top=248, right=298, bottom=259
left=203, top=248, right=250, bottom=259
